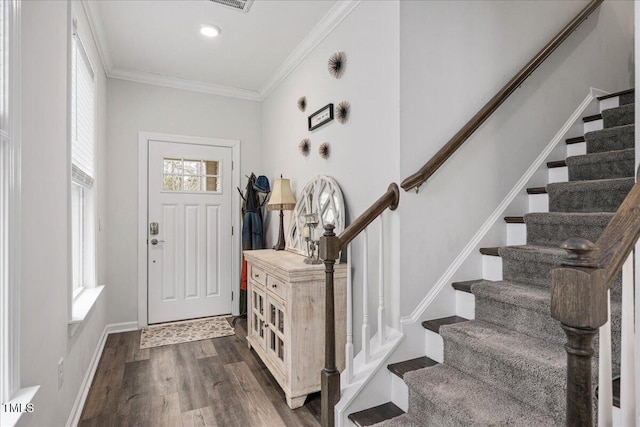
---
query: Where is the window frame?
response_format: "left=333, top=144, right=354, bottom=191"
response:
left=68, top=14, right=96, bottom=308
left=1, top=0, right=33, bottom=411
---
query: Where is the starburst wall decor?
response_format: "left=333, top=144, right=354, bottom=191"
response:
left=328, top=51, right=346, bottom=79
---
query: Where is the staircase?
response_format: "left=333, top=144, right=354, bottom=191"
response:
left=348, top=89, right=636, bottom=426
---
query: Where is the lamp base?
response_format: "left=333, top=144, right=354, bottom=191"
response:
left=273, top=209, right=286, bottom=251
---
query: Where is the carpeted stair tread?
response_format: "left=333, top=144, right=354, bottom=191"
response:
left=472, top=280, right=550, bottom=315
left=452, top=279, right=486, bottom=294
left=524, top=212, right=614, bottom=246
left=349, top=402, right=405, bottom=427
left=499, top=245, right=569, bottom=288
left=499, top=244, right=623, bottom=299
left=403, top=365, right=558, bottom=427
left=584, top=124, right=634, bottom=153
left=473, top=280, right=620, bottom=348
left=422, top=316, right=468, bottom=334
left=547, top=177, right=634, bottom=213
left=566, top=148, right=635, bottom=181
left=441, top=321, right=566, bottom=420
left=602, top=103, right=634, bottom=128
left=388, top=356, right=439, bottom=379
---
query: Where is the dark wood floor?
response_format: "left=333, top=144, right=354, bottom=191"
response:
left=79, top=318, right=321, bottom=427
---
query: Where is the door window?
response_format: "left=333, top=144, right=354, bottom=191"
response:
left=163, top=158, right=220, bottom=192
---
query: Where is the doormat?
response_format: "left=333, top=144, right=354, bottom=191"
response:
left=140, top=315, right=235, bottom=349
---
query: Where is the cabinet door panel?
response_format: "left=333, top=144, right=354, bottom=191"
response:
left=249, top=283, right=266, bottom=350
left=266, top=296, right=286, bottom=374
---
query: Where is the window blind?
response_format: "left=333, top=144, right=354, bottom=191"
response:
left=71, top=31, right=94, bottom=187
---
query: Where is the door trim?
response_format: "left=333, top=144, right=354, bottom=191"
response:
left=137, top=132, right=240, bottom=328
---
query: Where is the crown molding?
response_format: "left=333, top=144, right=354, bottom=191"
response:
left=257, top=0, right=361, bottom=100
left=81, top=0, right=113, bottom=73
left=108, top=68, right=262, bottom=101
left=80, top=0, right=361, bottom=102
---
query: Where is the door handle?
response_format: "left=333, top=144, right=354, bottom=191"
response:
left=150, top=239, right=165, bottom=245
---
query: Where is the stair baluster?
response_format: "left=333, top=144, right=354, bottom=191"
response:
left=362, top=229, right=370, bottom=364
left=620, top=253, right=636, bottom=425
left=344, top=244, right=354, bottom=385
left=598, top=289, right=613, bottom=427
left=378, top=217, right=386, bottom=347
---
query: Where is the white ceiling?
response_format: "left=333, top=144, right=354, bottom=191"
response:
left=85, top=0, right=356, bottom=100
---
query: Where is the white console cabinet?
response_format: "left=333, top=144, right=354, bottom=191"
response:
left=244, top=249, right=347, bottom=409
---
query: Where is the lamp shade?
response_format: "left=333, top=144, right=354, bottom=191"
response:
left=268, top=178, right=296, bottom=211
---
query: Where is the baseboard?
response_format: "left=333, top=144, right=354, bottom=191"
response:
left=65, top=321, right=140, bottom=427
left=106, top=321, right=139, bottom=334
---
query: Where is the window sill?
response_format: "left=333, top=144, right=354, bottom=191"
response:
left=68, top=285, right=104, bottom=337
left=1, top=385, right=40, bottom=427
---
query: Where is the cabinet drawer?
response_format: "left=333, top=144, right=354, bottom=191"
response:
left=251, top=265, right=267, bottom=286
left=267, top=275, right=287, bottom=301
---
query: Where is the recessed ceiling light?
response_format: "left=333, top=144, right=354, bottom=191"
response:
left=200, top=25, right=221, bottom=38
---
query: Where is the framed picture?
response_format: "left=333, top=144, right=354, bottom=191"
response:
left=308, top=103, right=334, bottom=131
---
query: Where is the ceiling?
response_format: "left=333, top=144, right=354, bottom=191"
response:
left=84, top=0, right=357, bottom=100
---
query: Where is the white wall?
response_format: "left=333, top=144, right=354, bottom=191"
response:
left=398, top=0, right=634, bottom=316
left=17, top=1, right=109, bottom=425
left=261, top=0, right=401, bottom=342
left=106, top=79, right=261, bottom=324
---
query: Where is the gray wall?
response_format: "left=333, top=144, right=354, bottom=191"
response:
left=260, top=0, right=402, bottom=343
left=18, top=1, right=109, bottom=425
left=106, top=79, right=261, bottom=324
left=398, top=0, right=634, bottom=316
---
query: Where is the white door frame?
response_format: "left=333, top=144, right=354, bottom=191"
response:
left=137, top=131, right=240, bottom=328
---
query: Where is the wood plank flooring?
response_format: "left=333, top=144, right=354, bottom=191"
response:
left=79, top=318, right=320, bottom=427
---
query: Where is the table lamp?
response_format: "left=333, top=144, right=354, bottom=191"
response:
left=268, top=177, right=296, bottom=251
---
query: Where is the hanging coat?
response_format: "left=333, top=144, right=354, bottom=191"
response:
left=240, top=175, right=265, bottom=291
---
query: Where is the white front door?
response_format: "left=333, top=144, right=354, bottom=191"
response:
left=147, top=140, right=233, bottom=324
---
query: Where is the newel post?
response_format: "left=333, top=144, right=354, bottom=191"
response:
left=551, top=238, right=608, bottom=427
left=319, top=224, right=341, bottom=427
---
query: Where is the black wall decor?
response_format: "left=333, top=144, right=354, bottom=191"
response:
left=328, top=51, right=346, bottom=79
left=308, top=103, right=334, bottom=131
left=297, top=96, right=307, bottom=112
left=299, top=138, right=310, bottom=156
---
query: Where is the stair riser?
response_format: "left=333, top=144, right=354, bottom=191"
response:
left=474, top=299, right=564, bottom=344
left=619, top=92, right=635, bottom=105
left=474, top=297, right=622, bottom=374
left=585, top=126, right=634, bottom=154
left=602, top=104, right=634, bottom=128
left=526, top=221, right=610, bottom=247
left=406, top=390, right=467, bottom=427
left=568, top=158, right=635, bottom=181
left=501, top=255, right=561, bottom=288
left=548, top=180, right=634, bottom=213
left=443, top=337, right=566, bottom=421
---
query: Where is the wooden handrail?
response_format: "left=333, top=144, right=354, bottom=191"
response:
left=401, top=0, right=604, bottom=193
left=595, top=180, right=640, bottom=286
left=338, top=183, right=400, bottom=248
left=318, top=182, right=399, bottom=427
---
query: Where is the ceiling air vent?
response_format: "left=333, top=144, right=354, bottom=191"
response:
left=209, top=0, right=253, bottom=13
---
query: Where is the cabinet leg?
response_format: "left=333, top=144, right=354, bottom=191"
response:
left=286, top=395, right=307, bottom=409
